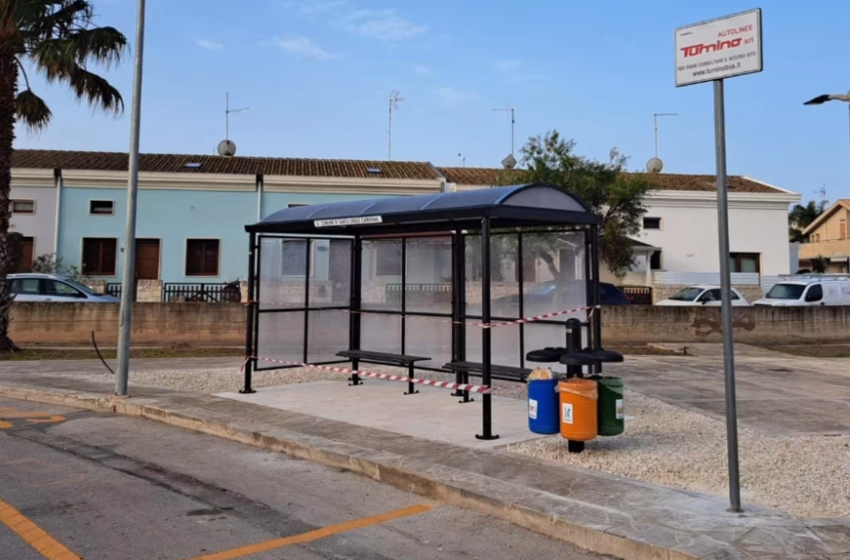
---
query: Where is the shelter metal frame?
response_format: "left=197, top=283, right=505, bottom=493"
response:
left=242, top=184, right=604, bottom=440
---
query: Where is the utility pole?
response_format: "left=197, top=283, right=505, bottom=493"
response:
left=388, top=90, right=404, bottom=160
left=115, top=0, right=147, bottom=397
left=493, top=105, right=515, bottom=155
left=653, top=113, right=679, bottom=159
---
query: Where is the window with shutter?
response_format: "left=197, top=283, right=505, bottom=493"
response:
left=185, top=239, right=220, bottom=276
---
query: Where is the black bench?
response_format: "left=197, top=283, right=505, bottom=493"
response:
left=443, top=361, right=533, bottom=384
left=337, top=350, right=431, bottom=395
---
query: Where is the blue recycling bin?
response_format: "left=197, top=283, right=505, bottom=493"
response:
left=528, top=379, right=560, bottom=434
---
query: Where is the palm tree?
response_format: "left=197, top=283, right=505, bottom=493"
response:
left=0, top=0, right=127, bottom=351
left=788, top=200, right=825, bottom=242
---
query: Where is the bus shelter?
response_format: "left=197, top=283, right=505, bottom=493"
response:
left=242, top=184, right=607, bottom=440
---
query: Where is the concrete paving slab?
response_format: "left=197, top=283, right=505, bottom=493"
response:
left=218, top=380, right=544, bottom=449
left=0, top=370, right=847, bottom=560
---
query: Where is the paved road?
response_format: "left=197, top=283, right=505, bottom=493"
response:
left=607, top=343, right=850, bottom=436
left=0, top=398, right=611, bottom=560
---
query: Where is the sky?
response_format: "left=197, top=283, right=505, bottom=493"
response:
left=13, top=0, right=850, bottom=205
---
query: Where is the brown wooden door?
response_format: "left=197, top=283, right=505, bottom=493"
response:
left=18, top=237, right=34, bottom=272
left=135, top=239, right=160, bottom=280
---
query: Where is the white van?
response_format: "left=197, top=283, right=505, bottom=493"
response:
left=754, top=277, right=850, bottom=307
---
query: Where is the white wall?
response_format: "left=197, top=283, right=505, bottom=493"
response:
left=636, top=190, right=799, bottom=276
left=10, top=170, right=58, bottom=260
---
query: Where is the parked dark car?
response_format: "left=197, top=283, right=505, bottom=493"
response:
left=493, top=281, right=630, bottom=307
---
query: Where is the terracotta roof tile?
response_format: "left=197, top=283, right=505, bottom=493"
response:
left=12, top=150, right=442, bottom=181
left=437, top=166, right=783, bottom=194
left=437, top=167, right=529, bottom=186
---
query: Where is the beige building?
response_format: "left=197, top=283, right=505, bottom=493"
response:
left=800, top=199, right=850, bottom=274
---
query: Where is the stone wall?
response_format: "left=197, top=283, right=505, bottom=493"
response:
left=10, top=302, right=245, bottom=346
left=9, top=302, right=850, bottom=347
left=602, top=305, right=850, bottom=345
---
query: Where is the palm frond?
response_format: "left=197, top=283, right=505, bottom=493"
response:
left=66, top=64, right=123, bottom=114
left=66, top=26, right=126, bottom=66
left=30, top=38, right=78, bottom=80
left=15, top=89, right=53, bottom=132
left=18, top=1, right=93, bottom=39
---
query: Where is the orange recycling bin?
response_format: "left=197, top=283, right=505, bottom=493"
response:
left=559, top=378, right=598, bottom=442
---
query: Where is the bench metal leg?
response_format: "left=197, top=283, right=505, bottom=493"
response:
left=404, top=363, right=419, bottom=395
left=349, top=359, right=363, bottom=386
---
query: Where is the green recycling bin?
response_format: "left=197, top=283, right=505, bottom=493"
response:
left=595, top=377, right=624, bottom=437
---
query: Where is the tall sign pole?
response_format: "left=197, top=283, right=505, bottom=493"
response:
left=675, top=8, right=763, bottom=513
left=116, top=0, right=148, bottom=397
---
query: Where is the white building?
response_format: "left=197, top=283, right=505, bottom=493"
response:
left=437, top=167, right=801, bottom=282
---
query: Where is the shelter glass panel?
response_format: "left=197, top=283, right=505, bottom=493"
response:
left=257, top=311, right=304, bottom=366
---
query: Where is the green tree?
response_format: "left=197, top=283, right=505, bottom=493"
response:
left=0, top=0, right=126, bottom=351
left=811, top=255, right=829, bottom=274
left=497, top=131, right=652, bottom=277
left=789, top=200, right=824, bottom=242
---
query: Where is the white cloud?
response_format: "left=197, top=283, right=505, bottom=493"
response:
left=196, top=39, right=224, bottom=51
left=434, top=87, right=479, bottom=107
left=493, top=59, right=521, bottom=71
left=493, top=59, right=545, bottom=85
left=263, top=36, right=339, bottom=60
left=286, top=0, right=347, bottom=16
left=412, top=64, right=433, bottom=76
left=332, top=9, right=426, bottom=41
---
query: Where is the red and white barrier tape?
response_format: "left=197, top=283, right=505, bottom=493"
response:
left=245, top=303, right=599, bottom=329
left=242, top=356, right=492, bottom=394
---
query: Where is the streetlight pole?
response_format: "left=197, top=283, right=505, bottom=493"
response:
left=804, top=90, right=850, bottom=197
left=115, top=0, right=147, bottom=397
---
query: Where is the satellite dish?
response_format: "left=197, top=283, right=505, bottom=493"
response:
left=218, top=139, right=237, bottom=157
left=501, top=153, right=517, bottom=169
left=646, top=157, right=663, bottom=173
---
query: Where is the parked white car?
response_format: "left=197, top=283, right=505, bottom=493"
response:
left=754, top=278, right=850, bottom=307
left=7, top=273, right=119, bottom=303
left=656, top=285, right=751, bottom=307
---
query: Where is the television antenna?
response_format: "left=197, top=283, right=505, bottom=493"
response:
left=815, top=184, right=828, bottom=209
left=225, top=92, right=248, bottom=141
left=653, top=113, right=678, bottom=159
left=388, top=89, right=404, bottom=160
left=493, top=104, right=516, bottom=156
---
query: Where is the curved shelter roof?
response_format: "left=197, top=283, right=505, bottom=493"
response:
left=247, top=184, right=601, bottom=235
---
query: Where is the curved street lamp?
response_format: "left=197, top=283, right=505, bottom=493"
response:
left=804, top=90, right=850, bottom=198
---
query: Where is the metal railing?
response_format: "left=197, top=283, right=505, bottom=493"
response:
left=163, top=282, right=241, bottom=303
left=621, top=286, right=653, bottom=305
left=386, top=283, right=453, bottom=305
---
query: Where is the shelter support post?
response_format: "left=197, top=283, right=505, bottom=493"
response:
left=452, top=230, right=472, bottom=402
left=476, top=217, right=499, bottom=441
left=349, top=237, right=363, bottom=386
left=590, top=225, right=602, bottom=351
left=241, top=232, right=257, bottom=394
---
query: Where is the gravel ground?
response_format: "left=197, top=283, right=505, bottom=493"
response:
left=60, top=364, right=849, bottom=519
left=509, top=390, right=850, bottom=519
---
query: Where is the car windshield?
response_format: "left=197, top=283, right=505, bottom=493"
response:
left=55, top=278, right=98, bottom=296
left=766, top=284, right=806, bottom=300
left=669, top=287, right=703, bottom=301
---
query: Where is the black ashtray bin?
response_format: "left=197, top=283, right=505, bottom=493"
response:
left=526, top=347, right=566, bottom=363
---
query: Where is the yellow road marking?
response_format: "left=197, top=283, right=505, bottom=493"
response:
left=0, top=496, right=84, bottom=560
left=186, top=503, right=433, bottom=560
left=0, top=407, right=65, bottom=429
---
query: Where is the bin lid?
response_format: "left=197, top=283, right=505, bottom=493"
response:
left=589, top=348, right=624, bottom=363
left=526, top=347, right=565, bottom=363
left=559, top=352, right=598, bottom=366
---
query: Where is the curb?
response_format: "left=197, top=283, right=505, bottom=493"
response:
left=0, top=384, right=719, bottom=560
